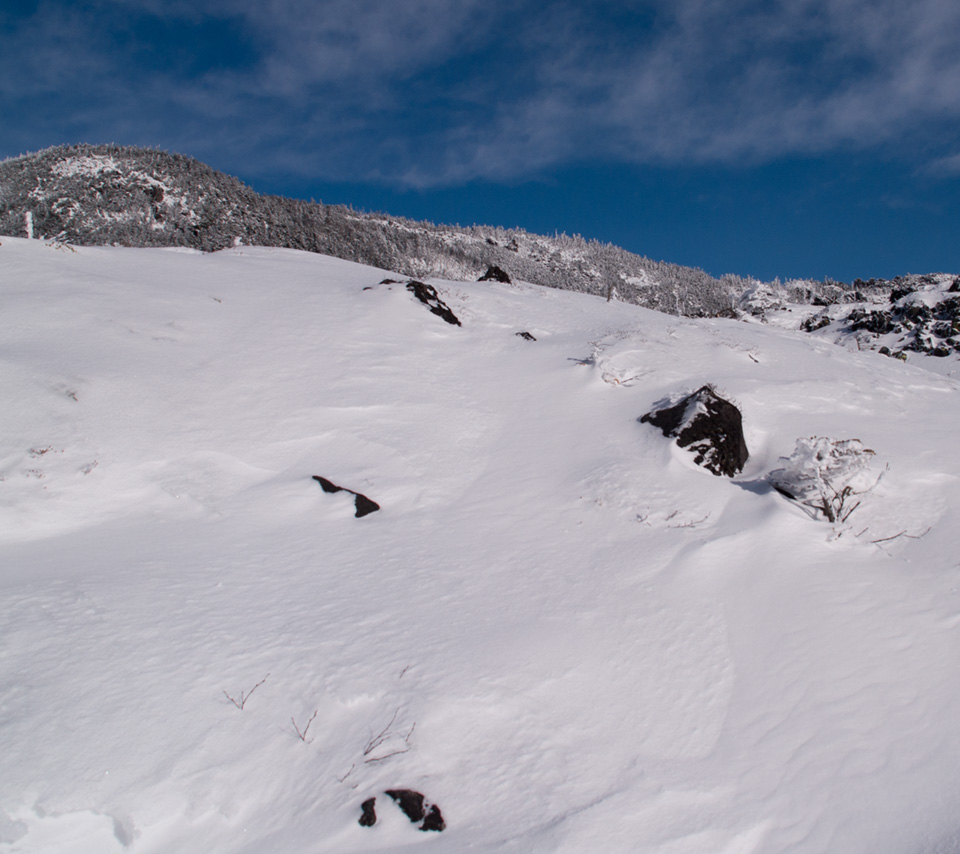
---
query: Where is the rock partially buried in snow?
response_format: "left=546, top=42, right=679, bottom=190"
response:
left=405, top=281, right=461, bottom=326
left=478, top=264, right=511, bottom=283
left=312, top=476, right=380, bottom=517
left=358, top=791, right=446, bottom=832
left=358, top=798, right=377, bottom=827
left=640, top=385, right=749, bottom=477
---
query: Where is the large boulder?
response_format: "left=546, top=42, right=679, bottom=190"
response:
left=640, top=385, right=748, bottom=477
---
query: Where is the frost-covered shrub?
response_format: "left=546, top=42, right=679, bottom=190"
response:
left=769, top=437, right=878, bottom=523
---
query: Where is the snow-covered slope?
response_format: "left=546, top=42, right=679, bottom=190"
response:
left=2, top=237, right=959, bottom=854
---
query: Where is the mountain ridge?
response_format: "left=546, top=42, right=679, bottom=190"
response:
left=1, top=144, right=956, bottom=332
left=0, top=143, right=787, bottom=316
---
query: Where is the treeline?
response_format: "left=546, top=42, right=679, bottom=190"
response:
left=0, top=143, right=856, bottom=317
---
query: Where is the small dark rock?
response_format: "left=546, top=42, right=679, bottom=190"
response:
left=314, top=476, right=341, bottom=495
left=379, top=278, right=400, bottom=284
left=406, top=281, right=461, bottom=326
left=353, top=493, right=380, bottom=518
left=640, top=385, right=749, bottom=478
left=420, top=805, right=446, bottom=832
left=802, top=315, right=831, bottom=332
left=478, top=265, right=511, bottom=283
left=385, top=790, right=425, bottom=823
left=358, top=798, right=377, bottom=827
left=516, top=331, right=536, bottom=341
left=949, top=277, right=960, bottom=293
left=902, top=303, right=931, bottom=323
left=931, top=321, right=954, bottom=338
left=312, top=476, right=381, bottom=518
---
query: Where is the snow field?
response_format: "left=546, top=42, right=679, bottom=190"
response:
left=1, top=238, right=959, bottom=853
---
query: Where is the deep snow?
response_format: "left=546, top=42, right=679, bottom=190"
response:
left=1, top=237, right=959, bottom=853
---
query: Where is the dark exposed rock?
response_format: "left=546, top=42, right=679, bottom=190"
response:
left=360, top=790, right=446, bottom=832
left=848, top=309, right=897, bottom=335
left=312, top=476, right=380, bottom=518
left=478, top=264, right=511, bottom=283
left=421, top=805, right=446, bottom=832
left=405, top=281, right=461, bottom=326
left=890, top=284, right=916, bottom=302
left=358, top=798, right=377, bottom=827
left=640, top=386, right=749, bottom=477
left=385, top=790, right=425, bottom=822
left=903, top=303, right=931, bottom=323
left=516, top=331, right=536, bottom=341
left=950, top=277, right=960, bottom=293
left=931, top=321, right=954, bottom=338
left=802, top=314, right=831, bottom=332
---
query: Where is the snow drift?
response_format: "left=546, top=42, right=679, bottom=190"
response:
left=1, top=237, right=960, bottom=854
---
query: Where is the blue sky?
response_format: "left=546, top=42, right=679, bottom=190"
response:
left=3, top=0, right=960, bottom=282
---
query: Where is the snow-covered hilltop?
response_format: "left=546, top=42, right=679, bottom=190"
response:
left=2, top=237, right=960, bottom=853
left=0, top=143, right=784, bottom=316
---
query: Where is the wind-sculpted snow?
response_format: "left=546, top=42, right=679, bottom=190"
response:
left=1, top=238, right=960, bottom=853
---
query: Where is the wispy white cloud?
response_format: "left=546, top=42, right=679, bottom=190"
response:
left=4, top=0, right=960, bottom=185
left=924, top=152, right=960, bottom=176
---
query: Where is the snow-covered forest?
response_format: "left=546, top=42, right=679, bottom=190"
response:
left=0, top=143, right=856, bottom=317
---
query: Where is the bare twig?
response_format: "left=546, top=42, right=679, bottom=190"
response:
left=363, top=709, right=399, bottom=756
left=336, top=764, right=356, bottom=784
left=871, top=526, right=931, bottom=545
left=292, top=709, right=319, bottom=742
left=362, top=710, right=415, bottom=762
left=668, top=512, right=711, bottom=529
left=223, top=673, right=270, bottom=710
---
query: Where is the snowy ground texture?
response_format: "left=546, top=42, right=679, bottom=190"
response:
left=2, top=237, right=960, bottom=854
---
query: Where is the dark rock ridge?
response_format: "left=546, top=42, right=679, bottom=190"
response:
left=516, top=331, right=536, bottom=341
left=404, top=281, right=461, bottom=326
left=312, top=476, right=380, bottom=517
left=641, top=386, right=749, bottom=477
left=358, top=791, right=445, bottom=832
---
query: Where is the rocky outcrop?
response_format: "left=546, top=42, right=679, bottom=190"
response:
left=641, top=386, right=748, bottom=477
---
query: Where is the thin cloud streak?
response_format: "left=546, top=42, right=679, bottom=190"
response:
left=3, top=0, right=960, bottom=186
